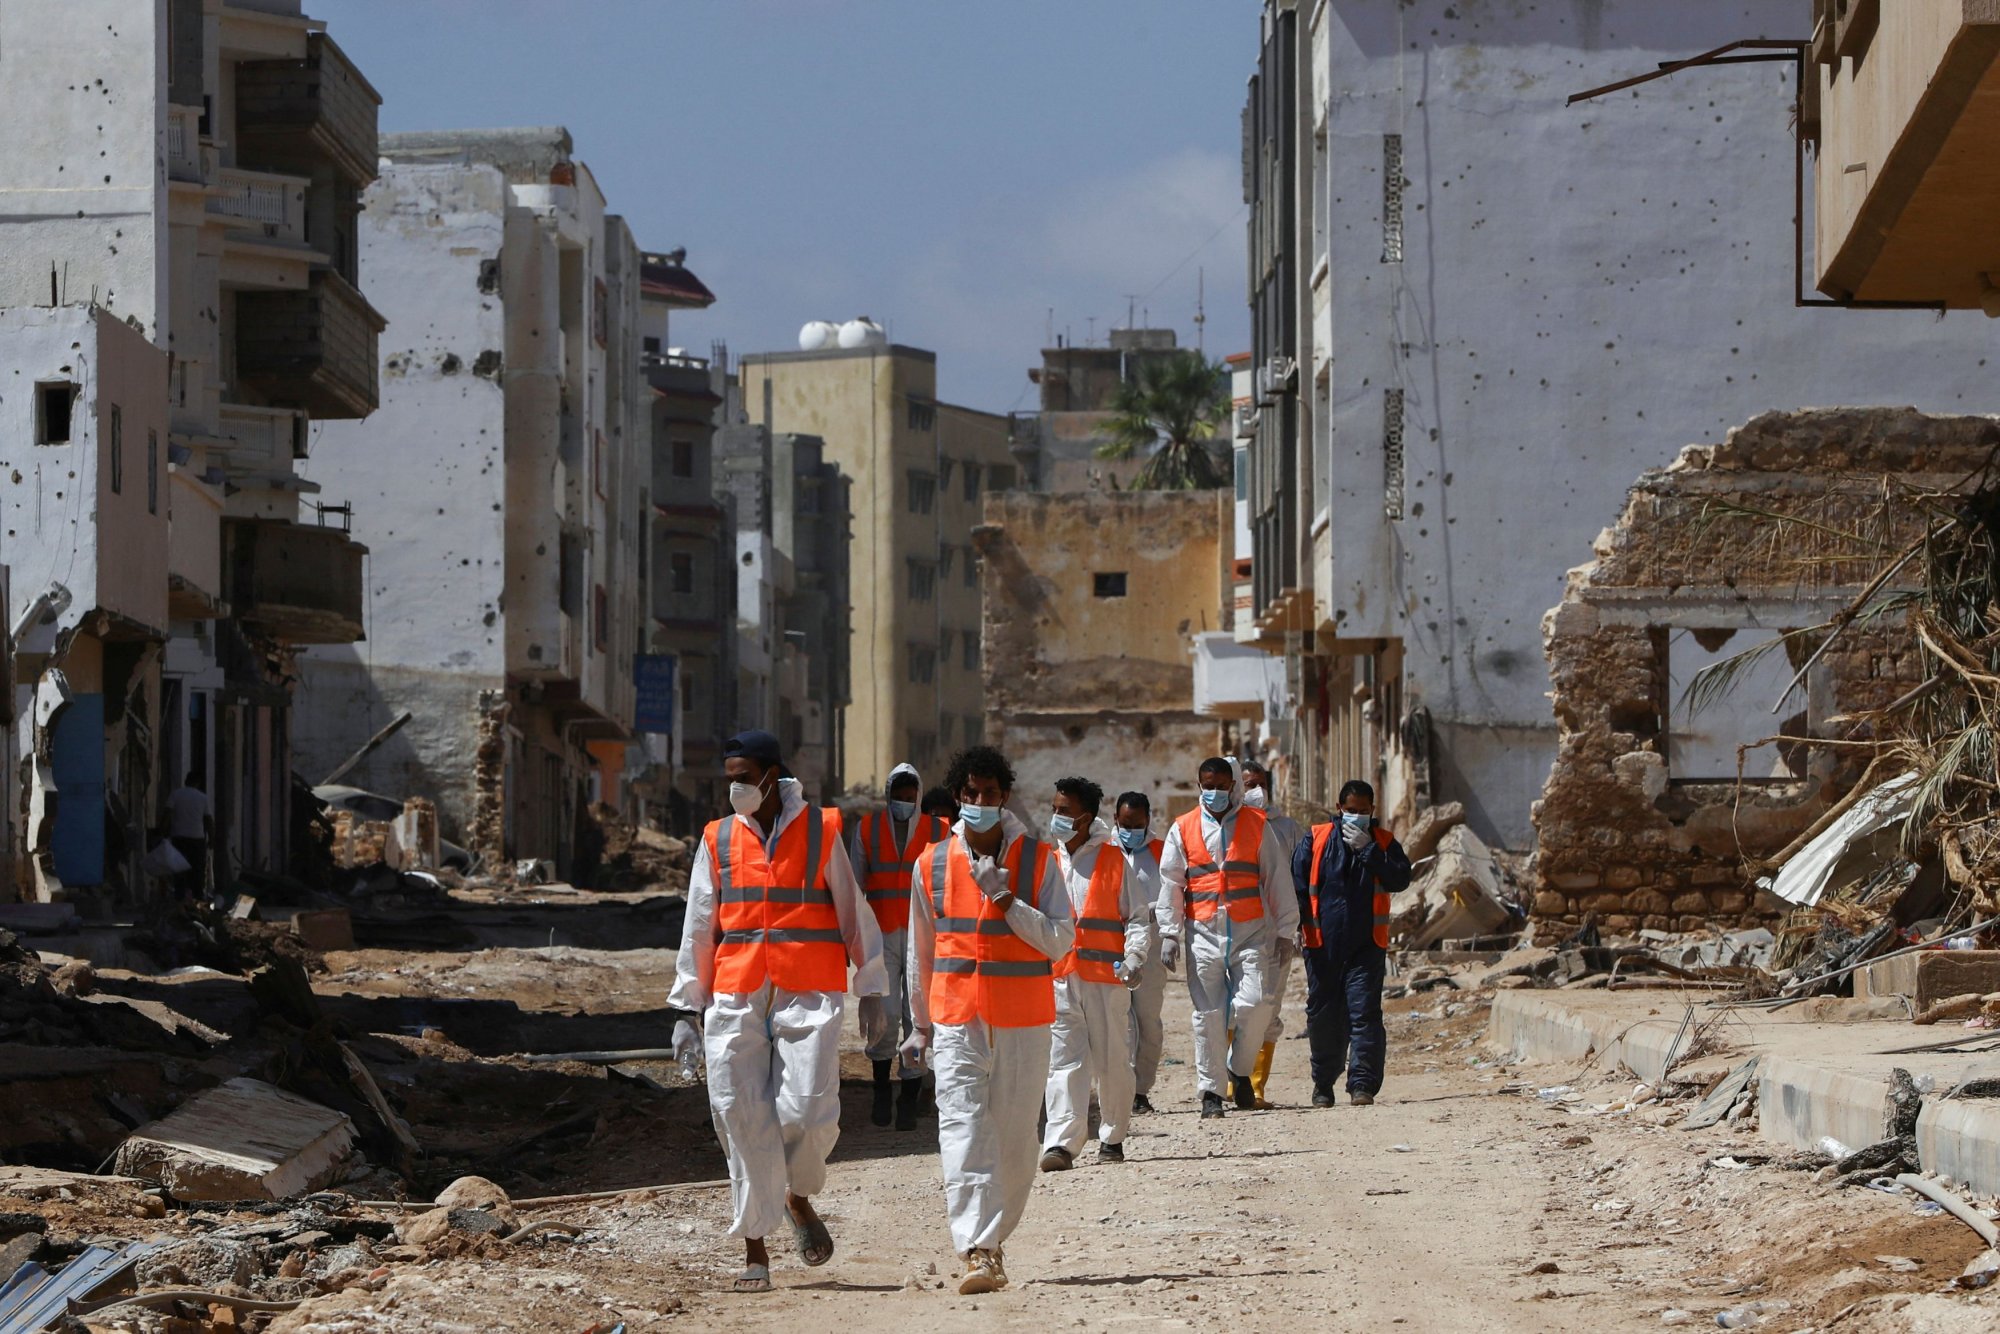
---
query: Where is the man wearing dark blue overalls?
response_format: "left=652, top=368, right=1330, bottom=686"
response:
left=1291, top=779, right=1411, bottom=1107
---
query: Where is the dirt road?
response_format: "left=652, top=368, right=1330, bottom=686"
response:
left=265, top=965, right=1999, bottom=1332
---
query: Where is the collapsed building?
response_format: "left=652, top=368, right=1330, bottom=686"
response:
left=1533, top=407, right=1999, bottom=938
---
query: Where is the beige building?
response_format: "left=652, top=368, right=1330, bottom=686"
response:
left=1809, top=0, right=2000, bottom=308
left=976, top=491, right=1230, bottom=819
left=738, top=342, right=1010, bottom=792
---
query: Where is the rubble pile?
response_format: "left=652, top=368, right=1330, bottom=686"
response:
left=582, top=803, right=692, bottom=894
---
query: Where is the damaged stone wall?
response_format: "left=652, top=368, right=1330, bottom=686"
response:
left=976, top=491, right=1229, bottom=816
left=1533, top=409, right=2000, bottom=938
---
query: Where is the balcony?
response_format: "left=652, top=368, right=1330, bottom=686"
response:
left=236, top=269, right=385, bottom=419
left=224, top=515, right=366, bottom=645
left=167, top=105, right=204, bottom=183
left=234, top=32, right=381, bottom=186
left=208, top=167, right=308, bottom=244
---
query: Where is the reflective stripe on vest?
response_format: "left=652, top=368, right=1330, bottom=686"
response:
left=858, top=810, right=945, bottom=934
left=1176, top=806, right=1267, bottom=923
left=1055, top=844, right=1128, bottom=984
left=1304, top=821, right=1394, bottom=951
left=923, top=834, right=1056, bottom=1027
left=707, top=807, right=848, bottom=994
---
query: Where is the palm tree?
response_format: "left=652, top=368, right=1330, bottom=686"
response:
left=1094, top=350, right=1231, bottom=490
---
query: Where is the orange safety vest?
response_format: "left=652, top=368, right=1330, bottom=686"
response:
left=705, top=807, right=848, bottom=994
left=1175, top=806, right=1267, bottom=924
left=855, top=809, right=947, bottom=934
left=1302, top=822, right=1394, bottom=951
left=1055, top=844, right=1128, bottom=984
left=920, top=834, right=1057, bottom=1027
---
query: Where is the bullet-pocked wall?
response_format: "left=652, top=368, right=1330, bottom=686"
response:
left=976, top=490, right=1230, bottom=824
left=1304, top=0, right=2000, bottom=847
left=1534, top=409, right=1998, bottom=938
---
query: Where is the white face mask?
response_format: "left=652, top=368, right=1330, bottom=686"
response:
left=1241, top=787, right=1269, bottom=810
left=729, top=772, right=772, bottom=816
left=888, top=799, right=918, bottom=822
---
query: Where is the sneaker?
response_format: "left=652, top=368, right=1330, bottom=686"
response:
left=1349, top=1092, right=1375, bottom=1106
left=1200, top=1091, right=1226, bottom=1119
left=1231, top=1071, right=1259, bottom=1110
left=959, top=1249, right=1002, bottom=1295
left=1097, top=1141, right=1125, bottom=1164
left=1311, top=1086, right=1336, bottom=1108
left=1039, top=1146, right=1074, bottom=1173
left=1131, top=1094, right=1155, bottom=1116
left=989, top=1248, right=1010, bottom=1291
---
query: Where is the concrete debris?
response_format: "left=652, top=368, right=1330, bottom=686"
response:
left=431, top=1176, right=517, bottom=1228
left=1400, top=802, right=1466, bottom=866
left=1681, top=1057, right=1759, bottom=1130
left=1391, top=825, right=1515, bottom=950
left=113, top=1077, right=356, bottom=1202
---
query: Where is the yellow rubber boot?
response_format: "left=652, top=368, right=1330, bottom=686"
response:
left=1225, top=1029, right=1237, bottom=1100
left=1250, top=1042, right=1276, bottom=1109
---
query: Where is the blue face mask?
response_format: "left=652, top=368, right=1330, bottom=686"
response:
left=1341, top=812, right=1371, bottom=832
left=960, top=803, right=1001, bottom=833
left=1049, top=813, right=1078, bottom=842
left=1200, top=789, right=1232, bottom=815
left=1116, top=826, right=1149, bottom=853
left=888, top=799, right=917, bottom=822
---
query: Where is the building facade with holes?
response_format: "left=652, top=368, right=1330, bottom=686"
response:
left=0, top=0, right=380, bottom=899
left=1233, top=0, right=2000, bottom=845
left=289, top=129, right=654, bottom=878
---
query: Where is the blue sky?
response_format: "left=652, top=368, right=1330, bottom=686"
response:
left=325, top=0, right=1256, bottom=410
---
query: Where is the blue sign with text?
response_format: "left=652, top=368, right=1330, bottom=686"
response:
left=634, top=654, right=677, bottom=736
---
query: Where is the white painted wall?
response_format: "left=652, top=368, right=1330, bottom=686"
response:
left=1315, top=0, right=2000, bottom=844
left=0, top=1, right=168, bottom=339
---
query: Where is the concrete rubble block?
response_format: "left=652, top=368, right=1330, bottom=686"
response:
left=1855, top=951, right=2000, bottom=1010
left=1400, top=802, right=1466, bottom=866
left=289, top=908, right=355, bottom=952
left=431, top=1174, right=516, bottom=1227
left=112, top=1077, right=355, bottom=1202
left=385, top=798, right=439, bottom=872
left=1392, top=825, right=1513, bottom=950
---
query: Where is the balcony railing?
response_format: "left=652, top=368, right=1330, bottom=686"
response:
left=215, top=404, right=305, bottom=475
left=208, top=167, right=308, bottom=244
left=234, top=31, right=381, bottom=186
left=235, top=269, right=385, bottom=420
left=224, top=516, right=367, bottom=645
left=167, top=105, right=204, bottom=183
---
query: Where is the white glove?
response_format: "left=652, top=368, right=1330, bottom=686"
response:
left=1342, top=820, right=1370, bottom=851
left=1160, top=936, right=1181, bottom=973
left=1276, top=935, right=1298, bottom=969
left=857, top=994, right=889, bottom=1049
left=898, top=1026, right=932, bottom=1070
left=970, top=855, right=1011, bottom=902
left=672, top=1017, right=702, bottom=1078
left=1119, top=955, right=1146, bottom=991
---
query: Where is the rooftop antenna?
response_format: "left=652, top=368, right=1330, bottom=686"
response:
left=1124, top=294, right=1139, bottom=329
left=1195, top=267, right=1207, bottom=353
left=1086, top=316, right=1097, bottom=345
left=1046, top=307, right=1054, bottom=348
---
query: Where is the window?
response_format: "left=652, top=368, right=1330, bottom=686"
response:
left=1381, top=134, right=1404, bottom=264
left=939, top=544, right=956, bottom=578
left=907, top=642, right=936, bottom=685
left=938, top=457, right=956, bottom=488
left=109, top=406, right=123, bottom=493
left=670, top=551, right=694, bottom=595
left=907, top=470, right=936, bottom=515
left=939, top=716, right=954, bottom=749
left=909, top=729, right=939, bottom=768
left=36, top=382, right=76, bottom=444
left=963, top=714, right=984, bottom=746
left=963, top=635, right=980, bottom=671
left=671, top=436, right=694, bottom=478
left=939, top=628, right=955, bottom=661
left=907, top=558, right=936, bottom=602
left=1668, top=628, right=1816, bottom=782
left=559, top=533, right=583, bottom=616
left=964, top=553, right=980, bottom=589
left=147, top=430, right=159, bottom=515
left=963, top=463, right=982, bottom=503
left=681, top=668, right=696, bottom=714
left=593, top=583, right=609, bottom=652
left=907, top=398, right=936, bottom=432
left=643, top=335, right=661, bottom=355
left=1383, top=388, right=1406, bottom=520
left=1094, top=572, right=1128, bottom=599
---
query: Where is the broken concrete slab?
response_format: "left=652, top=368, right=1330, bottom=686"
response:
left=1401, top=802, right=1465, bottom=866
left=289, top=908, right=355, bottom=952
left=113, top=1077, right=355, bottom=1202
left=1856, top=950, right=2000, bottom=1010
left=1393, top=825, right=1513, bottom=950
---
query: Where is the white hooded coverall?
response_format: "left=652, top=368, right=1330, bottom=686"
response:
left=1157, top=769, right=1300, bottom=1096
left=1125, top=835, right=1168, bottom=1098
left=1043, top=819, right=1154, bottom=1156
left=908, top=810, right=1074, bottom=1254
left=1253, top=806, right=1308, bottom=1047
left=851, top=761, right=932, bottom=1079
left=669, top=781, right=888, bottom=1241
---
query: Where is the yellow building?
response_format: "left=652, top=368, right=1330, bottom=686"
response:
left=738, top=341, right=1012, bottom=793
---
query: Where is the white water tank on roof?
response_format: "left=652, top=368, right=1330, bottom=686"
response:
left=799, top=320, right=838, bottom=351
left=837, top=317, right=887, bottom=349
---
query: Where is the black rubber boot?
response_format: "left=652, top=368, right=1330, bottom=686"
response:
left=871, top=1060, right=893, bottom=1127
left=1231, top=1070, right=1259, bottom=1110
left=1200, top=1091, right=1227, bottom=1119
left=895, top=1077, right=922, bottom=1131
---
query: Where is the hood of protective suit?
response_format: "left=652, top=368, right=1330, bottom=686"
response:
left=885, top=762, right=921, bottom=796
left=1202, top=758, right=1246, bottom=821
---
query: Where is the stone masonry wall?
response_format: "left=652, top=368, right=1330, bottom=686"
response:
left=1532, top=409, right=2000, bottom=939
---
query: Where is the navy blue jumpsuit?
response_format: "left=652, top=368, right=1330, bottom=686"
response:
left=1292, top=824, right=1411, bottom=1097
